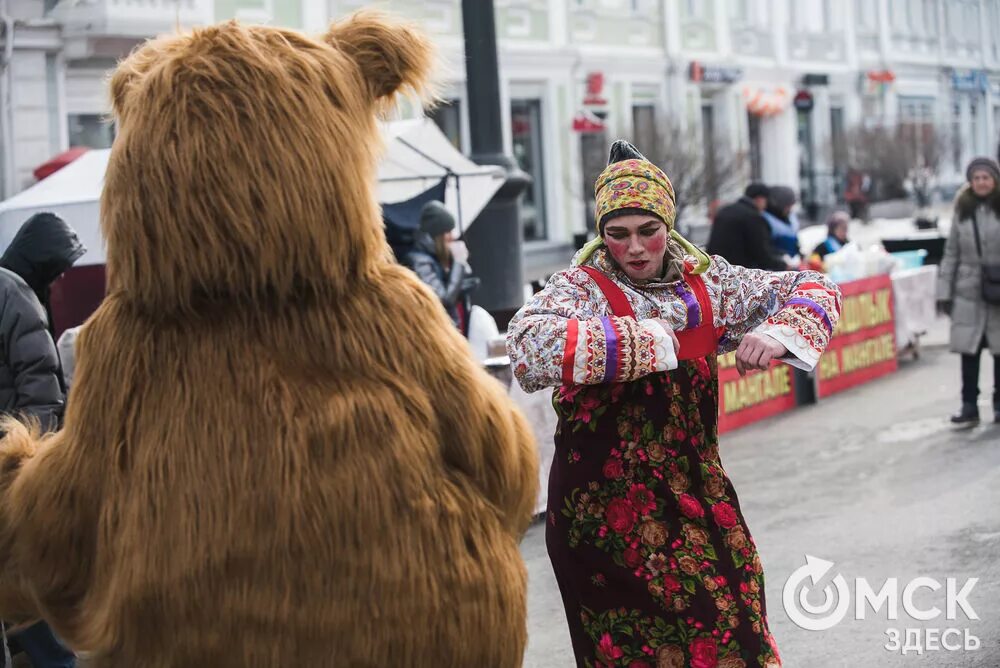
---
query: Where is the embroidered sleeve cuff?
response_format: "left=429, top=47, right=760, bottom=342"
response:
left=639, top=319, right=679, bottom=372
left=756, top=323, right=821, bottom=372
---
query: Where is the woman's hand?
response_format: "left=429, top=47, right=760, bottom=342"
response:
left=449, top=240, right=470, bottom=266
left=735, top=333, right=788, bottom=376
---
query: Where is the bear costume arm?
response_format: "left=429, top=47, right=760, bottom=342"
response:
left=386, top=267, right=539, bottom=536
left=0, top=316, right=108, bottom=647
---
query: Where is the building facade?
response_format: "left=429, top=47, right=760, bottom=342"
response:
left=1, top=0, right=999, bottom=281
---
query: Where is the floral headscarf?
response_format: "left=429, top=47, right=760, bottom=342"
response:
left=576, top=142, right=710, bottom=274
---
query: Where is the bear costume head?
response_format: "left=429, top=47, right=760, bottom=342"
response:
left=0, top=13, right=537, bottom=667
left=103, top=14, right=433, bottom=311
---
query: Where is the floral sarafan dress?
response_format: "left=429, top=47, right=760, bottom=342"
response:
left=507, top=248, right=841, bottom=668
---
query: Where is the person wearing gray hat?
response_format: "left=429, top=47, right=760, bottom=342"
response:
left=401, top=201, right=479, bottom=336
left=937, top=156, right=1000, bottom=426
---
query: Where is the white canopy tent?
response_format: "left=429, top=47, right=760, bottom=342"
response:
left=377, top=118, right=505, bottom=234
left=0, top=149, right=111, bottom=265
left=0, top=119, right=504, bottom=265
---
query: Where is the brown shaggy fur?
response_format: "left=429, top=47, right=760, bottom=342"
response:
left=0, top=13, right=538, bottom=667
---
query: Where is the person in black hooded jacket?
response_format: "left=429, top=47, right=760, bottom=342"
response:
left=707, top=183, right=790, bottom=270
left=0, top=212, right=84, bottom=667
left=0, top=212, right=86, bottom=407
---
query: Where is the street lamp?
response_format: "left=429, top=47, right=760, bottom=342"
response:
left=460, top=0, right=529, bottom=328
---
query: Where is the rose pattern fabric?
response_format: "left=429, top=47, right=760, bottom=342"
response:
left=510, top=248, right=840, bottom=668
left=545, top=366, right=782, bottom=668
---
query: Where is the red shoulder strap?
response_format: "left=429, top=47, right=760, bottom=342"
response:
left=579, top=266, right=636, bottom=319
left=675, top=272, right=721, bottom=360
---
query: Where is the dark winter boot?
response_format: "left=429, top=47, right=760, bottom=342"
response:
left=993, top=397, right=1000, bottom=423
left=950, top=403, right=980, bottom=427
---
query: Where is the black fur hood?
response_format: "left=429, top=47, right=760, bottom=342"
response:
left=955, top=185, right=1000, bottom=222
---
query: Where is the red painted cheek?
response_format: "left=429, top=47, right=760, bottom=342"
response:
left=605, top=236, right=630, bottom=264
left=643, top=234, right=666, bottom=256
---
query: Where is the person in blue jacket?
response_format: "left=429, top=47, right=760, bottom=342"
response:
left=761, top=185, right=802, bottom=266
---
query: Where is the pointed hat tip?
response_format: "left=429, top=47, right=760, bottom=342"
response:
left=607, top=140, right=647, bottom=165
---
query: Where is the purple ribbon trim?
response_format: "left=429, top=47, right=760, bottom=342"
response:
left=675, top=283, right=700, bottom=329
left=600, top=317, right=619, bottom=383
left=785, top=298, right=834, bottom=334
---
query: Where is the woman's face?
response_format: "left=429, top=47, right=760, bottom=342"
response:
left=971, top=170, right=997, bottom=198
left=833, top=220, right=849, bottom=242
left=603, top=214, right=668, bottom=282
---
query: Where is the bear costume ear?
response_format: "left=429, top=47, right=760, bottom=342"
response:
left=108, top=43, right=156, bottom=118
left=323, top=10, right=436, bottom=106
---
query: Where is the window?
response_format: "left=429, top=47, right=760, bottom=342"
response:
left=994, top=106, right=1000, bottom=155
left=921, top=0, right=938, bottom=37
left=909, top=0, right=925, bottom=35
left=890, top=0, right=908, bottom=31
left=701, top=103, right=719, bottom=202
left=683, top=0, right=707, bottom=20
left=631, top=105, right=657, bottom=156
left=510, top=99, right=547, bottom=241
left=45, top=54, right=61, bottom=156
left=946, top=2, right=959, bottom=42
left=830, top=106, right=846, bottom=179
left=992, top=0, right=1000, bottom=59
left=797, top=109, right=816, bottom=206
left=791, top=0, right=828, bottom=33
left=899, top=97, right=936, bottom=168
left=580, top=117, right=609, bottom=232
left=855, top=0, right=879, bottom=30
left=68, top=114, right=114, bottom=149
left=428, top=99, right=462, bottom=151
left=747, top=112, right=762, bottom=181
left=970, top=98, right=982, bottom=155
left=962, top=1, right=978, bottom=45
left=728, top=0, right=750, bottom=23
left=952, top=103, right=963, bottom=172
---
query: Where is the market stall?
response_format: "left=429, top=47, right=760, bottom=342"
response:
left=718, top=355, right=800, bottom=434
left=815, top=273, right=899, bottom=398
left=891, top=264, right=939, bottom=358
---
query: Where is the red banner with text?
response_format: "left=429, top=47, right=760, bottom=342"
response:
left=718, top=353, right=799, bottom=434
left=816, top=274, right=898, bottom=398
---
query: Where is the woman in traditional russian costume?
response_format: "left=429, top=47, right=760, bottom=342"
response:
left=507, top=141, right=842, bottom=668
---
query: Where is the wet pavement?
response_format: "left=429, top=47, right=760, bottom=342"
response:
left=521, top=347, right=1000, bottom=667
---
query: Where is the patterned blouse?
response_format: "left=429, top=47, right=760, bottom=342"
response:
left=508, top=247, right=842, bottom=393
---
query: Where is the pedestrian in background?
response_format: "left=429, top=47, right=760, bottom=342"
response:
left=402, top=201, right=479, bottom=337
left=844, top=168, right=871, bottom=221
left=707, top=183, right=791, bottom=271
left=937, top=157, right=1000, bottom=427
left=811, top=211, right=851, bottom=261
left=0, top=212, right=84, bottom=668
left=761, top=185, right=802, bottom=268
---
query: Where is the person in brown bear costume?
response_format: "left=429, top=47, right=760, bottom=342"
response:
left=0, top=12, right=538, bottom=667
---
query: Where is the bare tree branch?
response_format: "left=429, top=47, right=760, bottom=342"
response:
left=645, top=121, right=747, bottom=222
left=842, top=123, right=949, bottom=201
